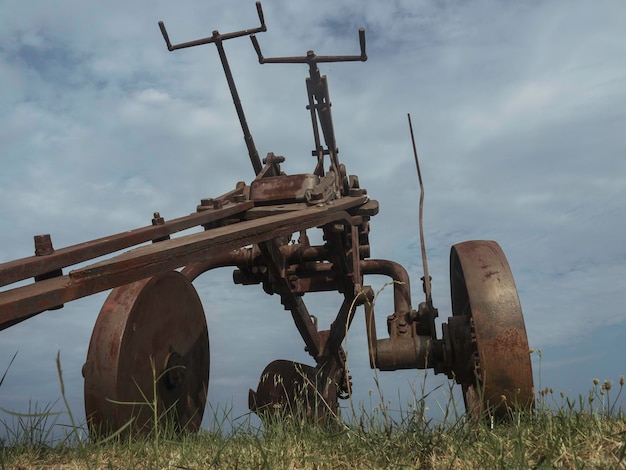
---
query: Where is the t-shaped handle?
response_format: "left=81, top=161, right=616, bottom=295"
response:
left=158, top=1, right=266, bottom=51
left=250, top=27, right=367, bottom=64
left=157, top=2, right=268, bottom=175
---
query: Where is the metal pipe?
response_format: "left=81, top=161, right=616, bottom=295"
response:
left=360, top=259, right=412, bottom=314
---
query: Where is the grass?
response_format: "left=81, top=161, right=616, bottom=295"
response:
left=1, top=396, right=625, bottom=469
left=0, top=353, right=625, bottom=469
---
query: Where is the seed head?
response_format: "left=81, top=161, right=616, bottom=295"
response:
left=604, top=381, right=612, bottom=391
left=593, top=378, right=600, bottom=386
left=620, top=376, right=625, bottom=387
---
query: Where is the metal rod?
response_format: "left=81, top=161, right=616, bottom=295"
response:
left=158, top=2, right=267, bottom=175
left=408, top=113, right=432, bottom=306
left=213, top=33, right=263, bottom=174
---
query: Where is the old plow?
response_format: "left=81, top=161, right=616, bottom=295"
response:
left=0, top=3, right=533, bottom=434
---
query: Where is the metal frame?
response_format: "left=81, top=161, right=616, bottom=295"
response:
left=0, top=2, right=534, bottom=424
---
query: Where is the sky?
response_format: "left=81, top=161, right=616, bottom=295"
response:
left=1, top=0, right=625, bottom=436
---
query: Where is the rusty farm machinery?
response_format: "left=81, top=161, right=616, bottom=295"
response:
left=0, top=3, right=533, bottom=435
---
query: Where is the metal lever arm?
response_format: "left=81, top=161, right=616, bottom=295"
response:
left=158, top=2, right=267, bottom=175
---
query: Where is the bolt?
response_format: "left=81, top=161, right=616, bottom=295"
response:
left=152, top=212, right=165, bottom=226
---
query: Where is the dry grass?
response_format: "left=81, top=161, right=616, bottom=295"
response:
left=2, top=409, right=625, bottom=469
left=1, top=352, right=625, bottom=469
left=2, top=378, right=625, bottom=469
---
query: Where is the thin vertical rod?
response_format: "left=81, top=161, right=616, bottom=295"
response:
left=408, top=113, right=432, bottom=306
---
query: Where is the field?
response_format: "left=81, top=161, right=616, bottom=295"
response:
left=1, top=356, right=624, bottom=469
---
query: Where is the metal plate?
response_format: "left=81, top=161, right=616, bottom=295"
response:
left=450, top=240, right=533, bottom=417
left=83, top=270, right=209, bottom=435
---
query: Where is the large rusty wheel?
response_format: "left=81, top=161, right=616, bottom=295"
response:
left=449, top=240, right=533, bottom=418
left=83, top=270, right=209, bottom=435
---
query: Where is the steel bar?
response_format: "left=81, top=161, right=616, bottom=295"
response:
left=323, top=293, right=357, bottom=359
left=0, top=201, right=253, bottom=288
left=0, top=196, right=367, bottom=328
left=158, top=2, right=266, bottom=175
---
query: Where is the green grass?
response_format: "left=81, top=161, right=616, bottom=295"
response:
left=1, top=398, right=624, bottom=469
left=0, top=353, right=625, bottom=469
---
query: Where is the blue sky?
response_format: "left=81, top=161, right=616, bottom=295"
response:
left=1, top=0, right=625, bottom=433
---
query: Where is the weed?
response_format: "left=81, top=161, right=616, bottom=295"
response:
left=0, top=348, right=624, bottom=468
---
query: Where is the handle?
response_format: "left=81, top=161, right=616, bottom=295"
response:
left=250, top=27, right=367, bottom=65
left=158, top=1, right=266, bottom=51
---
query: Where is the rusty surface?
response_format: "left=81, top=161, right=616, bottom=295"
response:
left=0, top=200, right=253, bottom=288
left=250, top=173, right=320, bottom=203
left=0, top=2, right=536, bottom=437
left=0, top=196, right=367, bottom=328
left=83, top=270, right=209, bottom=434
left=248, top=359, right=340, bottom=420
left=360, top=259, right=412, bottom=314
left=448, top=240, right=534, bottom=416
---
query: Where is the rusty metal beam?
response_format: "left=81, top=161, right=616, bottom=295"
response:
left=0, top=196, right=367, bottom=329
left=0, top=201, right=254, bottom=288
left=323, top=293, right=358, bottom=359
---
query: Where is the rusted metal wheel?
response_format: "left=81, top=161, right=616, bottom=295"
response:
left=83, top=270, right=209, bottom=435
left=449, top=240, right=533, bottom=418
left=248, top=359, right=339, bottom=421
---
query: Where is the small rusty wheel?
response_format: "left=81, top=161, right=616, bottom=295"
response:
left=449, top=240, right=533, bottom=418
left=83, top=270, right=209, bottom=435
left=248, top=360, right=340, bottom=421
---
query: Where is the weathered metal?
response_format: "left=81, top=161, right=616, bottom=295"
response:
left=445, top=241, right=534, bottom=417
left=0, top=196, right=366, bottom=328
left=248, top=359, right=343, bottom=420
left=83, top=270, right=209, bottom=434
left=0, top=2, right=534, bottom=434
